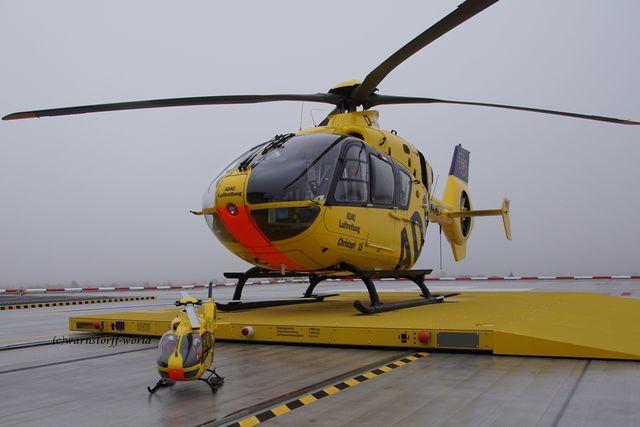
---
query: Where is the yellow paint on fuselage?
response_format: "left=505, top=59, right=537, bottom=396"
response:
left=156, top=300, right=217, bottom=381
left=212, top=110, right=435, bottom=271
left=209, top=110, right=504, bottom=271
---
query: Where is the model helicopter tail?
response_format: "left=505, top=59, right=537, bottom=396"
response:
left=204, top=281, right=217, bottom=328
left=434, top=145, right=511, bottom=261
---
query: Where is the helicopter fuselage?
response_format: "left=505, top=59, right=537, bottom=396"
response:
left=201, top=111, right=453, bottom=272
left=156, top=301, right=217, bottom=382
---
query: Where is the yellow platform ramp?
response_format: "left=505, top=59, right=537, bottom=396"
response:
left=69, top=292, right=640, bottom=360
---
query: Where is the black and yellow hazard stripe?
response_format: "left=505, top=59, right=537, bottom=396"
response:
left=0, top=296, right=156, bottom=311
left=230, top=352, right=428, bottom=427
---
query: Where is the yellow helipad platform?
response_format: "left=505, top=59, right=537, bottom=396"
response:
left=69, top=292, right=640, bottom=360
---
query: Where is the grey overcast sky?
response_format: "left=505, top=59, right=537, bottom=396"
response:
left=1, top=1, right=639, bottom=286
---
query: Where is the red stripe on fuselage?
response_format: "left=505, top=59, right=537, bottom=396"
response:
left=217, top=205, right=302, bottom=270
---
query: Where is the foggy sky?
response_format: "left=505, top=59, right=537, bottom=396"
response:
left=1, top=1, right=639, bottom=286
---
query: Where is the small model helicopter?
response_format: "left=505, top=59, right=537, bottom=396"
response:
left=4, top=0, right=638, bottom=314
left=147, top=282, right=224, bottom=394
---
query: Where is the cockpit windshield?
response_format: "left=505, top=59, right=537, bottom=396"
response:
left=179, top=333, right=203, bottom=368
left=157, top=332, right=178, bottom=367
left=202, top=141, right=268, bottom=210
left=247, top=134, right=346, bottom=204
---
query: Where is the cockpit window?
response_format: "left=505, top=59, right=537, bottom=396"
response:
left=157, top=332, right=178, bottom=367
left=247, top=134, right=345, bottom=204
left=397, top=168, right=412, bottom=209
left=203, top=141, right=268, bottom=210
left=179, top=333, right=203, bottom=368
left=370, top=154, right=395, bottom=205
left=334, top=143, right=369, bottom=204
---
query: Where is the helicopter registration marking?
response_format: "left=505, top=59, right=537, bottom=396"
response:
left=337, top=237, right=357, bottom=250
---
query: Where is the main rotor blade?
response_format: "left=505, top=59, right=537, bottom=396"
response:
left=367, top=95, right=640, bottom=125
left=318, top=106, right=343, bottom=127
left=351, top=0, right=499, bottom=104
left=2, top=93, right=343, bottom=120
left=185, top=304, right=201, bottom=329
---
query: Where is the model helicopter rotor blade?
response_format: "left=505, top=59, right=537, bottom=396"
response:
left=350, top=0, right=500, bottom=104
left=185, top=304, right=201, bottom=329
left=2, top=93, right=344, bottom=120
left=367, top=95, right=640, bottom=125
left=180, top=291, right=190, bottom=300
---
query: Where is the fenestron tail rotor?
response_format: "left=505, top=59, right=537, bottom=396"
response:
left=3, top=0, right=638, bottom=126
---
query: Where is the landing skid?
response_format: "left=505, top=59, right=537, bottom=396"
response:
left=147, top=378, right=174, bottom=394
left=147, top=370, right=224, bottom=394
left=216, top=293, right=338, bottom=312
left=219, top=264, right=458, bottom=314
left=200, top=369, right=224, bottom=393
left=339, top=264, right=458, bottom=314
left=353, top=294, right=444, bottom=314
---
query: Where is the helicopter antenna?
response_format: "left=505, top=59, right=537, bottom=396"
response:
left=309, top=108, right=328, bottom=127
left=439, top=224, right=444, bottom=275
left=208, top=281, right=213, bottom=299
left=434, top=172, right=442, bottom=276
left=298, top=102, right=305, bottom=130
left=430, top=173, right=440, bottom=205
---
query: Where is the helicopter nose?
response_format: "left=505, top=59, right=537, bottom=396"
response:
left=214, top=174, right=304, bottom=271
left=168, top=368, right=185, bottom=381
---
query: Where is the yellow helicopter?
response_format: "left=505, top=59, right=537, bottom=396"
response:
left=147, top=282, right=223, bottom=394
left=4, top=0, right=638, bottom=314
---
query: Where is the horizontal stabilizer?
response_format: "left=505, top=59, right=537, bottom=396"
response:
left=448, top=198, right=511, bottom=240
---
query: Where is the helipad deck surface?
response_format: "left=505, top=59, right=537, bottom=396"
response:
left=70, top=291, right=640, bottom=360
left=4, top=281, right=640, bottom=426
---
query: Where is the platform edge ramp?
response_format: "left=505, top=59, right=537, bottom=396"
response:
left=68, top=292, right=640, bottom=361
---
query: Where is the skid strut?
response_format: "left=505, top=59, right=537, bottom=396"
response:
left=216, top=269, right=335, bottom=312
left=338, top=263, right=454, bottom=314
left=217, top=264, right=456, bottom=314
left=147, top=378, right=174, bottom=394
left=200, top=369, right=225, bottom=393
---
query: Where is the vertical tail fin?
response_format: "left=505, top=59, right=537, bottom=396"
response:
left=442, top=145, right=472, bottom=261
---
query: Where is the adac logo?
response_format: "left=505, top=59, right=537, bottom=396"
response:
left=217, top=186, right=242, bottom=198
